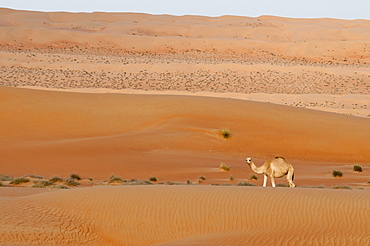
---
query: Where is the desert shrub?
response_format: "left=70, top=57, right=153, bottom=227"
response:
left=10, top=178, right=30, bottom=185
left=0, top=181, right=3, bottom=187
left=187, top=180, right=192, bottom=185
left=149, top=177, right=158, bottom=182
left=33, top=180, right=53, bottom=188
left=237, top=182, right=256, bottom=186
left=50, top=176, right=64, bottom=183
left=0, top=174, right=12, bottom=181
left=220, top=162, right=231, bottom=171
left=332, top=186, right=352, bottom=190
left=70, top=173, right=81, bottom=180
left=220, top=129, right=232, bottom=139
left=199, top=176, right=206, bottom=181
left=250, top=175, right=258, bottom=180
left=127, top=180, right=152, bottom=185
left=332, top=170, right=343, bottom=177
left=109, top=176, right=125, bottom=183
left=65, top=178, right=80, bottom=186
left=229, top=175, right=234, bottom=181
left=353, top=165, right=362, bottom=172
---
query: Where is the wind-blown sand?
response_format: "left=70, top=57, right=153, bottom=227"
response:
left=1, top=8, right=370, bottom=246
left=1, top=186, right=369, bottom=245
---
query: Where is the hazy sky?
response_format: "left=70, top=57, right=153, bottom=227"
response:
left=1, top=0, right=369, bottom=20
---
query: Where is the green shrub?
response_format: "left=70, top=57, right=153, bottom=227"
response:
left=220, top=162, right=231, bottom=171
left=65, top=178, right=80, bottom=186
left=10, top=178, right=30, bottom=185
left=149, top=177, right=158, bottom=182
left=353, top=165, right=362, bottom=172
left=220, top=129, right=232, bottom=139
left=50, top=176, right=64, bottom=183
left=33, top=180, right=53, bottom=188
left=109, top=176, right=125, bottom=183
left=250, top=175, right=258, bottom=180
left=229, top=175, right=234, bottom=181
left=332, top=170, right=343, bottom=177
left=70, top=173, right=81, bottom=180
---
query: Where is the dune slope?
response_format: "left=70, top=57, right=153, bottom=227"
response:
left=0, top=86, right=369, bottom=185
left=0, top=186, right=369, bottom=246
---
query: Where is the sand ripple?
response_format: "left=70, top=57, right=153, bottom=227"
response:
left=0, top=186, right=369, bottom=245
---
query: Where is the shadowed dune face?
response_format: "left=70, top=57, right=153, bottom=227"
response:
left=0, top=186, right=369, bottom=245
left=0, top=86, right=369, bottom=183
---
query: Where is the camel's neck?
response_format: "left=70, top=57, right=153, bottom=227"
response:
left=248, top=162, right=264, bottom=174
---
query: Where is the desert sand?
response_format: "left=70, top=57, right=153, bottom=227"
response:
left=1, top=186, right=369, bottom=245
left=0, top=8, right=370, bottom=246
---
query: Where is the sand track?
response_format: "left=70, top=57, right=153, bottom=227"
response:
left=0, top=186, right=369, bottom=245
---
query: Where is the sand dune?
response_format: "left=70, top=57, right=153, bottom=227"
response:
left=0, top=8, right=369, bottom=118
left=1, top=8, right=370, bottom=246
left=0, top=186, right=369, bottom=245
left=1, top=86, right=369, bottom=188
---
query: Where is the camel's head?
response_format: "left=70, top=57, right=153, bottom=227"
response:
left=245, top=157, right=253, bottom=164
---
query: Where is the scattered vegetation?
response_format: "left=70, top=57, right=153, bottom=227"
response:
left=220, top=162, right=231, bottom=171
left=50, top=176, right=64, bottom=183
left=332, top=186, right=352, bottom=190
left=10, top=178, right=30, bottom=185
left=229, top=175, right=234, bottom=181
left=237, top=182, right=256, bottom=186
left=198, top=176, right=206, bottom=183
left=0, top=181, right=3, bottom=187
left=65, top=178, right=80, bottom=186
left=33, top=180, right=53, bottom=188
left=220, top=129, right=232, bottom=139
left=0, top=174, right=12, bottom=181
left=250, top=175, right=258, bottom=180
left=353, top=164, right=362, bottom=172
left=108, top=175, right=125, bottom=184
left=70, top=173, right=81, bottom=181
left=332, top=170, right=343, bottom=177
left=127, top=179, right=152, bottom=185
left=149, top=177, right=158, bottom=182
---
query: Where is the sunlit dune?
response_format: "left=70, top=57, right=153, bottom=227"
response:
left=1, top=186, right=369, bottom=245
left=1, top=8, right=370, bottom=246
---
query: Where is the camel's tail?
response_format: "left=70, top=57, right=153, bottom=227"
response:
left=292, top=173, right=295, bottom=181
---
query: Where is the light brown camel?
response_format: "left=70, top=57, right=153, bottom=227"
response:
left=245, top=157, right=295, bottom=187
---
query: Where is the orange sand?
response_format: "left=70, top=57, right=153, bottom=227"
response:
left=1, top=186, right=369, bottom=245
left=1, top=8, right=370, bottom=246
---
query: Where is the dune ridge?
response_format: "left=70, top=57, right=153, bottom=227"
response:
left=0, top=186, right=369, bottom=245
left=1, top=8, right=369, bottom=118
left=1, top=86, right=369, bottom=189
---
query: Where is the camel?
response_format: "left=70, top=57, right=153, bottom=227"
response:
left=245, top=157, right=295, bottom=188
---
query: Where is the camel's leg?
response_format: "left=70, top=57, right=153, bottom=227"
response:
left=263, top=175, right=267, bottom=187
left=270, top=175, right=276, bottom=187
left=287, top=167, right=296, bottom=188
